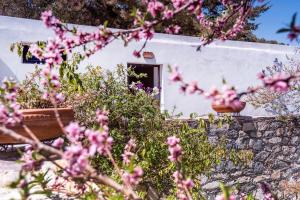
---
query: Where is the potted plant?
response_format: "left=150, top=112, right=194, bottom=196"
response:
left=0, top=68, right=74, bottom=144
left=210, top=84, right=246, bottom=114
left=211, top=100, right=246, bottom=113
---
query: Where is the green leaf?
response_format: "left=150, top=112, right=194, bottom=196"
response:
left=276, top=28, right=291, bottom=33
left=290, top=13, right=297, bottom=28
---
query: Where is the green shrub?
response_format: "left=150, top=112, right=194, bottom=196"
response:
left=16, top=62, right=252, bottom=197
left=61, top=65, right=251, bottom=197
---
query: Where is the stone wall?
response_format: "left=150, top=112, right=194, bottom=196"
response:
left=189, top=116, right=300, bottom=199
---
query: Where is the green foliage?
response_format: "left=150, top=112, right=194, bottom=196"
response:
left=59, top=53, right=84, bottom=91
left=17, top=67, right=53, bottom=109
left=9, top=170, right=52, bottom=200
left=61, top=64, right=251, bottom=197
left=16, top=52, right=84, bottom=109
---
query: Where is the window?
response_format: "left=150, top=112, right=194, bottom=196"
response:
left=127, top=63, right=161, bottom=98
left=22, top=44, right=45, bottom=64
left=21, top=43, right=67, bottom=64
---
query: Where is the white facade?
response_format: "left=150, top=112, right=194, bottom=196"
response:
left=0, top=15, right=297, bottom=117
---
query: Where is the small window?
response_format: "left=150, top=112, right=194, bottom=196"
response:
left=127, top=63, right=161, bottom=100
left=22, top=44, right=45, bottom=64
left=21, top=44, right=67, bottom=64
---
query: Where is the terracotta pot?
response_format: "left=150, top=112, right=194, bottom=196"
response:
left=0, top=107, right=74, bottom=144
left=211, top=102, right=246, bottom=113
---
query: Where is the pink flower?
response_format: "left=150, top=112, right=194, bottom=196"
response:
left=183, top=178, right=194, bottom=189
left=147, top=0, right=164, bottom=18
left=167, top=136, right=180, bottom=146
left=21, top=150, right=36, bottom=171
left=163, top=9, right=174, bottom=19
left=129, top=31, right=141, bottom=41
left=259, top=72, right=291, bottom=92
left=65, top=122, right=84, bottom=142
left=167, top=136, right=182, bottom=162
left=41, top=10, right=54, bottom=27
left=142, top=27, right=154, bottom=40
left=122, top=167, right=143, bottom=186
left=85, top=129, right=113, bottom=156
left=215, top=194, right=236, bottom=200
left=42, top=92, right=49, bottom=100
left=96, top=109, right=109, bottom=127
left=133, top=50, right=141, bottom=58
left=52, top=138, right=64, bottom=148
left=0, top=79, right=22, bottom=126
left=122, top=139, right=136, bottom=165
left=186, top=81, right=199, bottom=94
left=29, top=44, right=43, bottom=59
left=63, top=144, right=89, bottom=176
left=171, top=0, right=187, bottom=9
left=288, top=32, right=298, bottom=41
left=55, top=93, right=65, bottom=102
left=169, top=67, right=182, bottom=82
left=173, top=170, right=194, bottom=200
left=165, top=25, right=181, bottom=34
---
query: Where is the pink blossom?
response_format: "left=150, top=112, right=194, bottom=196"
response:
left=52, top=137, right=64, bottom=148
left=63, top=144, right=89, bottom=176
left=85, top=129, right=113, bottom=156
left=186, top=81, right=199, bottom=94
left=167, top=136, right=182, bottom=162
left=42, top=92, right=49, bottom=100
left=142, top=27, right=154, bottom=40
left=65, top=122, right=84, bottom=142
left=29, top=44, right=43, bottom=59
left=122, top=167, right=143, bottom=186
left=55, top=93, right=65, bottom=102
left=96, top=109, right=109, bottom=127
left=173, top=171, right=194, bottom=200
left=163, top=9, right=174, bottom=19
left=171, top=0, right=187, bottom=9
left=133, top=50, right=141, bottom=58
left=182, top=178, right=194, bottom=189
left=129, top=31, right=141, bottom=41
left=147, top=0, right=164, bottom=17
left=167, top=136, right=180, bottom=146
left=41, top=10, right=55, bottom=28
left=0, top=80, right=22, bottom=126
left=258, top=72, right=291, bottom=92
left=122, top=139, right=136, bottom=165
left=165, top=25, right=181, bottom=34
left=215, top=194, right=236, bottom=200
left=169, top=67, right=182, bottom=82
left=21, top=150, right=36, bottom=171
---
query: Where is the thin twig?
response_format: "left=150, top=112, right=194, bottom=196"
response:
left=22, top=124, right=40, bottom=143
left=0, top=126, right=63, bottom=156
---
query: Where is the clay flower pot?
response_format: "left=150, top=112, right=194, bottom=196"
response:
left=0, top=107, right=74, bottom=144
left=211, top=101, right=246, bottom=113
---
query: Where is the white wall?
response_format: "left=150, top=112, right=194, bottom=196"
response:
left=0, top=15, right=297, bottom=117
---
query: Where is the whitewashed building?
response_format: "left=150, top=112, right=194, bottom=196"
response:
left=0, top=15, right=296, bottom=117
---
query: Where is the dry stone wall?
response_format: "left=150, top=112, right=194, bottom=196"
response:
left=188, top=116, right=300, bottom=200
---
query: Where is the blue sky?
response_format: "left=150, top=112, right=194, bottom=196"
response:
left=254, top=0, right=300, bottom=45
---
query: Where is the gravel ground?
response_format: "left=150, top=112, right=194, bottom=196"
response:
left=0, top=151, right=22, bottom=200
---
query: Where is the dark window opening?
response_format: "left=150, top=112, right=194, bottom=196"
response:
left=22, top=45, right=45, bottom=64
left=127, top=63, right=161, bottom=99
left=22, top=44, right=67, bottom=64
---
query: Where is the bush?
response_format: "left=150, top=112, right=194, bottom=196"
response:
left=61, top=64, right=251, bottom=197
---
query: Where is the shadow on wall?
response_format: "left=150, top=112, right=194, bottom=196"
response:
left=0, top=58, right=17, bottom=82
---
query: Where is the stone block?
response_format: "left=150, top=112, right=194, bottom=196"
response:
left=243, top=122, right=256, bottom=132
left=268, top=137, right=282, bottom=144
left=202, top=181, right=220, bottom=190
